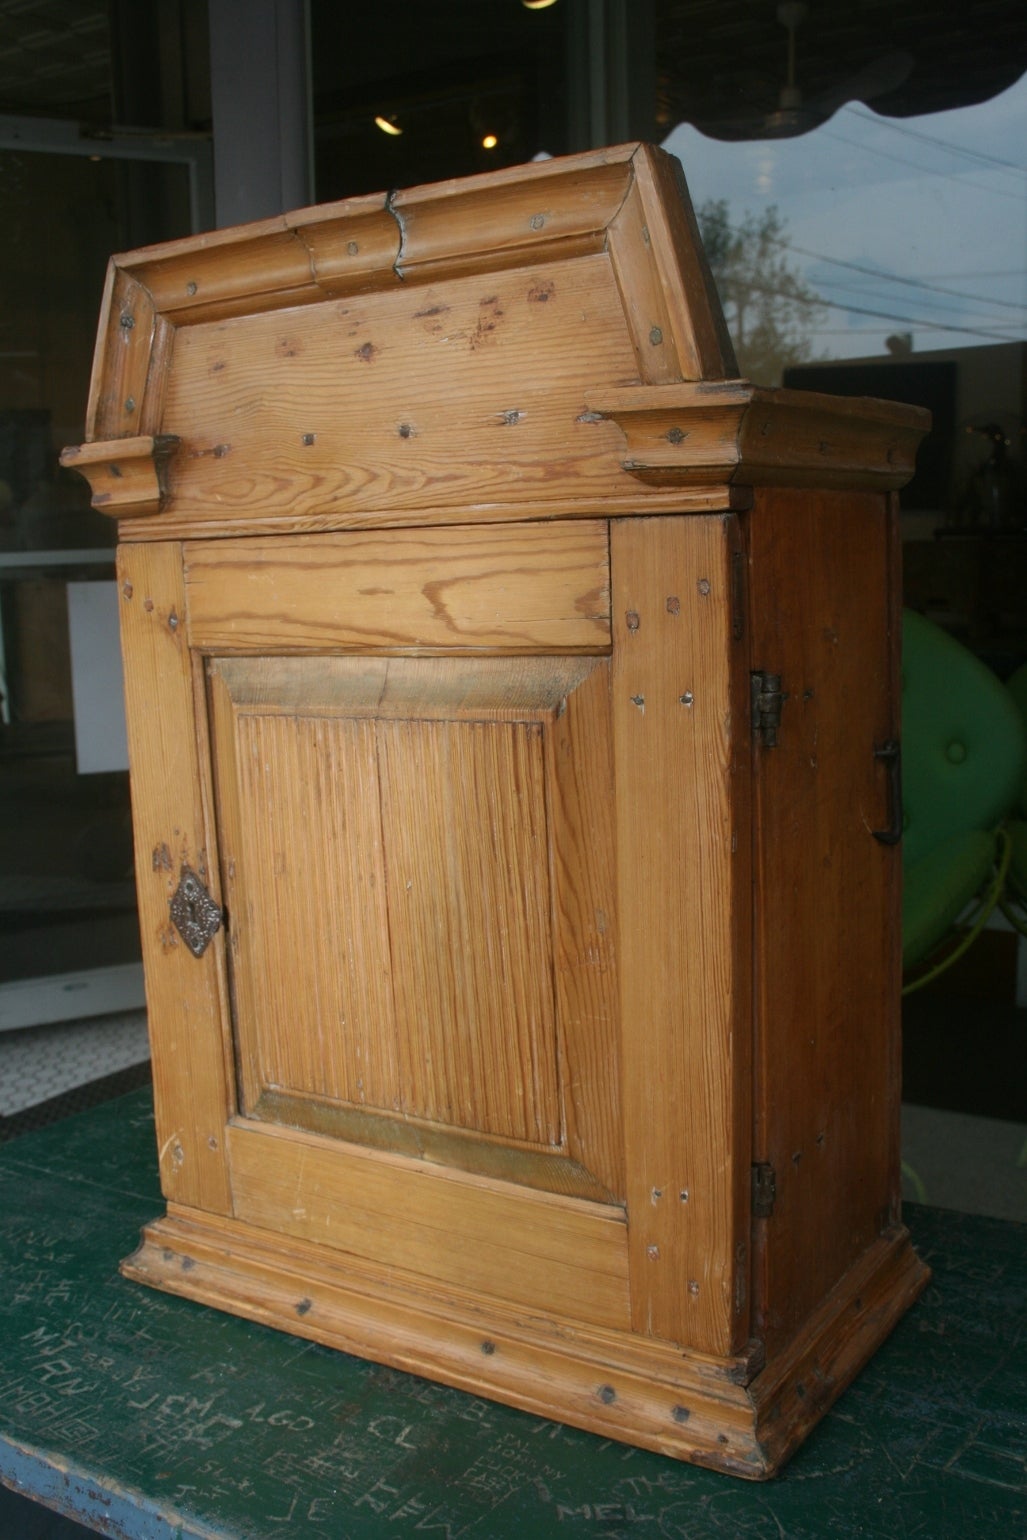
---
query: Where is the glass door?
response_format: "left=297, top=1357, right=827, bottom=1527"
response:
left=0, top=127, right=211, bottom=1029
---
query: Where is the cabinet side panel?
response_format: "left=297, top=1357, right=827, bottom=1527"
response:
left=611, top=515, right=752, bottom=1356
left=117, top=542, right=233, bottom=1213
left=748, top=487, right=901, bottom=1356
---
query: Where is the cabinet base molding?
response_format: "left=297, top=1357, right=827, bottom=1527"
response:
left=123, top=1210, right=929, bottom=1480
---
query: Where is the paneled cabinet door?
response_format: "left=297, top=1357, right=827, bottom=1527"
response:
left=208, top=648, right=628, bottom=1329
left=121, top=521, right=632, bottom=1334
left=119, top=512, right=750, bottom=1358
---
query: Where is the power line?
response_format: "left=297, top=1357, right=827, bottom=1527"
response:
left=845, top=105, right=1027, bottom=179
left=812, top=332, right=923, bottom=341
left=809, top=326, right=1017, bottom=337
left=722, top=275, right=1017, bottom=344
left=812, top=289, right=1022, bottom=334
left=918, top=269, right=1023, bottom=280
left=818, top=126, right=1027, bottom=204
left=816, top=299, right=1016, bottom=342
left=788, top=245, right=1027, bottom=314
left=700, top=209, right=1026, bottom=321
left=818, top=289, right=1026, bottom=327
left=813, top=276, right=1026, bottom=325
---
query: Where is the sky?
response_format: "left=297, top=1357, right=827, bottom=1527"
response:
left=662, top=71, right=1027, bottom=361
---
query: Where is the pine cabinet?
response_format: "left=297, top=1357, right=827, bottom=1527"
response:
left=63, top=144, right=930, bottom=1477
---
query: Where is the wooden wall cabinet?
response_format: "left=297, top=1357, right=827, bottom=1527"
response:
left=63, top=145, right=930, bottom=1478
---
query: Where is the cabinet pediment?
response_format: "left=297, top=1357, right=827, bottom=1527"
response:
left=61, top=143, right=926, bottom=537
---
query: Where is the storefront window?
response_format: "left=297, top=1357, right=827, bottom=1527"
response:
left=665, top=73, right=1026, bottom=658
left=0, top=143, right=195, bottom=1024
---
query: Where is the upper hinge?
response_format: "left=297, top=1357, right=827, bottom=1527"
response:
left=751, top=671, right=786, bottom=748
left=752, top=1161, right=777, bottom=1220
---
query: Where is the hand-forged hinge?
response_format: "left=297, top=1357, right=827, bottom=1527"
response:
left=751, top=671, right=785, bottom=748
left=752, top=1162, right=777, bottom=1220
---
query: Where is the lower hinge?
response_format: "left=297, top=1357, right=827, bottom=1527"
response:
left=752, top=1162, right=777, bottom=1219
left=751, top=671, right=786, bottom=747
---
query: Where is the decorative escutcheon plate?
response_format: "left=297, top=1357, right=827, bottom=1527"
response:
left=169, top=866, right=222, bottom=958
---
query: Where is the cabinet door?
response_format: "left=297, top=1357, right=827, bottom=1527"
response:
left=122, top=522, right=628, bottom=1330
left=119, top=513, right=751, bottom=1355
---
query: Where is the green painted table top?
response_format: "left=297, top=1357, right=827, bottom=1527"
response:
left=0, top=1089, right=1024, bottom=1539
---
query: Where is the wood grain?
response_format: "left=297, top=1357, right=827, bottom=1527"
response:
left=59, top=433, right=179, bottom=519
left=626, top=147, right=738, bottom=382
left=749, top=1222, right=929, bottom=1472
left=85, top=265, right=160, bottom=442
left=90, top=146, right=925, bottom=1475
left=379, top=715, right=559, bottom=1143
left=588, top=381, right=931, bottom=490
left=611, top=515, right=751, bottom=1356
left=68, top=149, right=763, bottom=541
left=155, top=254, right=640, bottom=529
left=116, top=541, right=233, bottom=1213
left=123, top=1200, right=925, bottom=1477
left=209, top=674, right=399, bottom=1118
left=598, top=178, right=685, bottom=385
left=124, top=196, right=400, bottom=324
left=604, top=146, right=734, bottom=387
left=225, top=1120, right=630, bottom=1330
left=209, top=654, right=618, bottom=1177
left=746, top=487, right=902, bottom=1356
left=118, top=483, right=750, bottom=543
left=112, top=150, right=638, bottom=324
left=390, top=149, right=633, bottom=281
left=126, top=1201, right=760, bottom=1468
left=545, top=657, right=624, bottom=1201
left=183, top=521, right=611, bottom=653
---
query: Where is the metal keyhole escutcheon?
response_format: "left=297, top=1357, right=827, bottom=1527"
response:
left=169, top=866, right=223, bottom=957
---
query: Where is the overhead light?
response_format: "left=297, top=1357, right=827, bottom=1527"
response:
left=374, top=115, right=403, bottom=136
left=522, top=0, right=558, bottom=10
left=482, top=134, right=498, bottom=150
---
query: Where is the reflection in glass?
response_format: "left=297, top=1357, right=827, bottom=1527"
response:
left=0, top=150, right=191, bottom=1009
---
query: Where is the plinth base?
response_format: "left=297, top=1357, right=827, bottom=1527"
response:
left=123, top=1207, right=929, bottom=1479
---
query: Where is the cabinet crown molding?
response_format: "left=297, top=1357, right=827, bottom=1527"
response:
left=62, top=143, right=927, bottom=540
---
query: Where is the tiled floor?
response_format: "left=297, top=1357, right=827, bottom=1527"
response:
left=902, top=1103, right=1027, bottom=1222
left=1, top=1009, right=1025, bottom=1223
left=0, top=1010, right=149, bottom=1118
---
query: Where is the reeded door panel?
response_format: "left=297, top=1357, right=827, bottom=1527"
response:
left=208, top=652, right=623, bottom=1205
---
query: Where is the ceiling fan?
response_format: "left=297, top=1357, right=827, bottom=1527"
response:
left=759, top=2, right=913, bottom=138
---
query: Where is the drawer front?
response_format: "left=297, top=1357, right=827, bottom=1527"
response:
left=183, top=520, right=610, bottom=653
